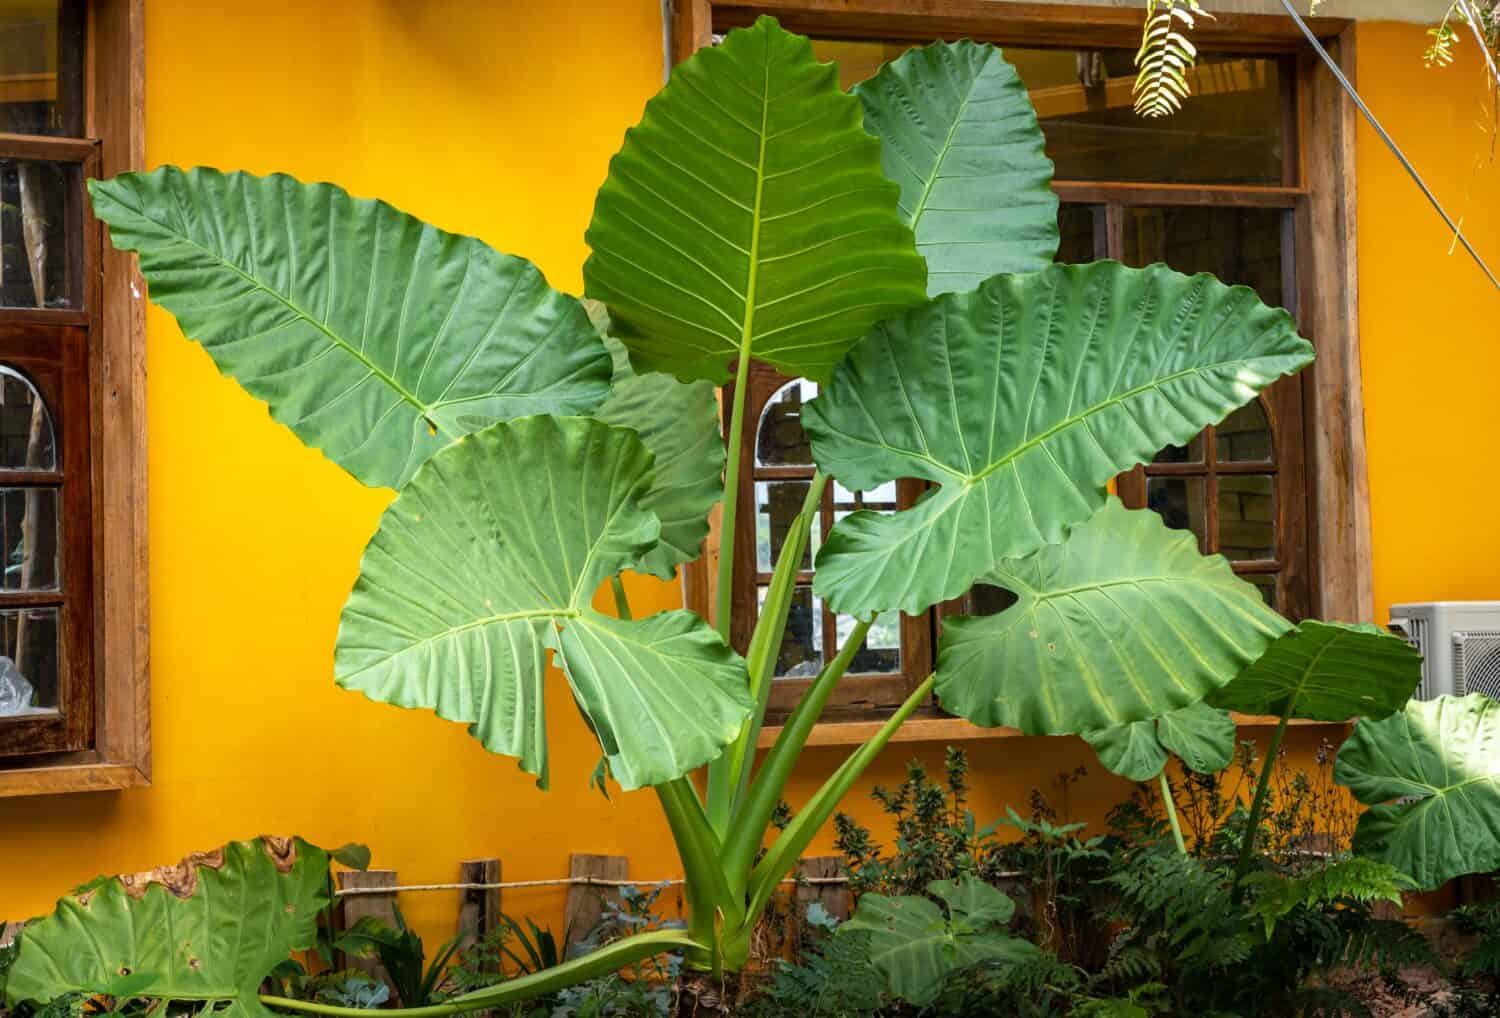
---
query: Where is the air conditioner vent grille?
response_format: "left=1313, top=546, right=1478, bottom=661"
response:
left=1406, top=617, right=1430, bottom=699
left=1457, top=632, right=1500, bottom=699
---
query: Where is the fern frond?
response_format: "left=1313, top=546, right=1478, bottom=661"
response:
left=1244, top=858, right=1413, bottom=937
left=1133, top=0, right=1214, bottom=118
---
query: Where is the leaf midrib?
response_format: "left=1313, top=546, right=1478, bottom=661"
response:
left=904, top=58, right=984, bottom=236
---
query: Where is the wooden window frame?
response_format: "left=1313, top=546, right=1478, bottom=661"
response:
left=673, top=0, right=1371, bottom=739
left=0, top=0, right=147, bottom=796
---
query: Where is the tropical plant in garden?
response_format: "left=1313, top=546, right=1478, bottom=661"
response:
left=3, top=15, right=1491, bottom=1018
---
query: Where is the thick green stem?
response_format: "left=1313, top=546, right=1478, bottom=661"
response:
left=610, top=574, right=632, bottom=621
left=656, top=777, right=740, bottom=960
left=713, top=355, right=752, bottom=643
left=1232, top=711, right=1291, bottom=899
left=1159, top=770, right=1186, bottom=854
left=703, top=356, right=754, bottom=837
left=712, top=472, right=827, bottom=833
left=739, top=673, right=936, bottom=931
left=260, top=929, right=701, bottom=1017
left=722, top=616, right=873, bottom=889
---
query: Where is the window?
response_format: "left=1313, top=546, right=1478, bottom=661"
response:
left=676, top=0, right=1368, bottom=730
left=0, top=0, right=147, bottom=793
left=731, top=365, right=931, bottom=722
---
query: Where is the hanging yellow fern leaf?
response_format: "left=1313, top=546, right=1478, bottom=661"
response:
left=1133, top=0, right=1213, bottom=118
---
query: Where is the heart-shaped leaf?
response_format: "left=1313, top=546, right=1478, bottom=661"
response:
left=335, top=415, right=751, bottom=790
left=588, top=303, right=723, bottom=579
left=805, top=261, right=1313, bottom=616
left=1208, top=620, right=1421, bottom=722
left=1335, top=693, right=1500, bottom=890
left=1085, top=701, right=1237, bottom=782
left=842, top=875, right=1038, bottom=1006
left=584, top=16, right=927, bottom=384
left=936, top=499, right=1290, bottom=735
left=855, top=39, right=1058, bottom=294
left=6, top=838, right=328, bottom=1018
left=89, top=167, right=611, bottom=489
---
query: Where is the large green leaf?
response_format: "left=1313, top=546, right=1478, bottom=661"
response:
left=6, top=837, right=328, bottom=1018
left=1084, top=701, right=1237, bottom=782
left=854, top=39, right=1058, bottom=295
left=936, top=500, right=1290, bottom=735
left=1335, top=694, right=1500, bottom=890
left=805, top=261, right=1313, bottom=616
left=583, top=16, right=927, bottom=384
left=588, top=303, right=723, bottom=580
left=89, top=167, right=611, bottom=489
left=1207, top=620, right=1421, bottom=722
left=335, top=415, right=751, bottom=790
left=841, top=875, right=1039, bottom=1006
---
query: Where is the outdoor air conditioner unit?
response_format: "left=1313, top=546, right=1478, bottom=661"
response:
left=1388, top=601, right=1500, bottom=701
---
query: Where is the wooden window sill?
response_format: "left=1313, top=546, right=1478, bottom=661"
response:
left=758, top=713, right=1344, bottom=748
left=0, top=757, right=148, bottom=797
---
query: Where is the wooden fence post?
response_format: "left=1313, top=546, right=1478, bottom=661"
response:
left=0, top=921, right=20, bottom=948
left=337, top=869, right=398, bottom=979
left=457, top=858, right=501, bottom=956
left=564, top=853, right=628, bottom=954
left=794, top=856, right=851, bottom=923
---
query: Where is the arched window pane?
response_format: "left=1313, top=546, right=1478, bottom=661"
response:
left=1217, top=399, right=1274, bottom=462
left=0, top=366, right=55, bottom=470
left=0, top=488, right=57, bottom=589
left=1153, top=433, right=1204, bottom=465
left=755, top=379, right=817, bottom=466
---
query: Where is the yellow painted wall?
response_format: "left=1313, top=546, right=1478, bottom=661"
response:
left=0, top=6, right=1494, bottom=956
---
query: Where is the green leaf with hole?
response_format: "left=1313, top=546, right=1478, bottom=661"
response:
left=936, top=499, right=1290, bottom=735
left=805, top=261, right=1313, bottom=617
left=1207, top=620, right=1421, bottom=721
left=89, top=167, right=612, bottom=489
left=583, top=16, right=926, bottom=384
left=1335, top=693, right=1500, bottom=890
left=588, top=303, right=723, bottom=580
left=855, top=39, right=1058, bottom=295
left=1084, top=701, right=1237, bottom=782
left=334, top=415, right=751, bottom=790
left=842, top=875, right=1039, bottom=1006
left=6, top=838, right=328, bottom=1018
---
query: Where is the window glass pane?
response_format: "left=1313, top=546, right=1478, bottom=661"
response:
left=0, top=159, right=80, bottom=308
left=1242, top=573, right=1277, bottom=609
left=808, top=42, right=1285, bottom=185
left=1153, top=433, right=1204, bottom=465
left=1147, top=476, right=1207, bottom=551
left=832, top=479, right=898, bottom=515
left=1219, top=474, right=1276, bottom=561
left=1217, top=400, right=1274, bottom=462
left=756, top=379, right=818, bottom=467
left=1013, top=50, right=1283, bottom=184
left=0, top=366, right=55, bottom=469
left=1122, top=205, right=1285, bottom=308
left=0, top=606, right=57, bottom=715
left=755, top=479, right=821, bottom=573
left=841, top=612, right=901, bottom=674
left=0, top=1, right=83, bottom=136
left=761, top=584, right=825, bottom=678
left=966, top=582, right=1019, bottom=617
left=1057, top=204, right=1102, bottom=263
left=0, top=487, right=56, bottom=589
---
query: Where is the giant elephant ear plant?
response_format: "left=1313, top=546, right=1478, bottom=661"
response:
left=8, top=16, right=1473, bottom=1018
